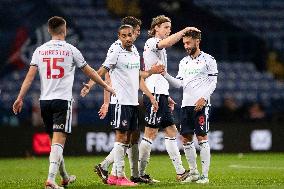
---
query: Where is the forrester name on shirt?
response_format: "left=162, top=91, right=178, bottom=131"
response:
left=38, top=50, right=70, bottom=56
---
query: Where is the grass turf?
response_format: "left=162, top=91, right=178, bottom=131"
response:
left=0, top=153, right=284, bottom=188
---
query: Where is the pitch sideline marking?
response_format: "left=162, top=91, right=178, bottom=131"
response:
left=229, top=164, right=284, bottom=170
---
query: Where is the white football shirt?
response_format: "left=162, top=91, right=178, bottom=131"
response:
left=143, top=37, right=169, bottom=95
left=102, top=40, right=140, bottom=105
left=30, top=40, right=87, bottom=101
left=175, top=51, right=218, bottom=107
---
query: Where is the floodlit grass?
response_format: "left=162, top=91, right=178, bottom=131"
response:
left=0, top=153, right=284, bottom=188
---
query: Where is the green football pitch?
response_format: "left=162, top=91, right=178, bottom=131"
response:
left=0, top=153, right=284, bottom=189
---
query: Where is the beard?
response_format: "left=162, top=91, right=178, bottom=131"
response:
left=187, top=47, right=197, bottom=55
left=124, top=42, right=133, bottom=48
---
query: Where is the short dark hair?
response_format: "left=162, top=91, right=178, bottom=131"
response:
left=118, top=24, right=133, bottom=34
left=121, top=16, right=142, bottom=28
left=184, top=31, right=202, bottom=40
left=148, top=15, right=171, bottom=37
left=48, top=16, right=66, bottom=35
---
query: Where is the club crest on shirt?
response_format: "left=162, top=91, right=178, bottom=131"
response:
left=122, top=120, right=128, bottom=127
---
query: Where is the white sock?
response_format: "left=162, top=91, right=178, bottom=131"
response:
left=47, top=143, right=63, bottom=182
left=165, top=137, right=185, bottom=175
left=110, top=142, right=128, bottom=177
left=100, top=148, right=114, bottom=171
left=127, top=143, right=139, bottom=178
left=199, top=140, right=210, bottom=178
left=138, top=137, right=152, bottom=177
left=59, top=158, right=69, bottom=180
left=183, top=141, right=198, bottom=172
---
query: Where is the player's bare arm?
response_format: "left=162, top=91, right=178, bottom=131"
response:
left=139, top=74, right=159, bottom=112
left=140, top=63, right=165, bottom=79
left=158, top=27, right=201, bottom=49
left=168, top=96, right=176, bottom=112
left=98, top=72, right=111, bottom=119
left=13, top=66, right=38, bottom=115
left=80, top=79, right=95, bottom=97
left=80, top=66, right=109, bottom=97
left=81, top=65, right=115, bottom=96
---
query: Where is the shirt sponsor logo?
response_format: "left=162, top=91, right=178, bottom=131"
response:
left=181, top=68, right=201, bottom=75
left=123, top=62, right=140, bottom=69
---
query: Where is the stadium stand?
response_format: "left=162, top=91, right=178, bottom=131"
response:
left=1, top=0, right=284, bottom=126
left=193, top=0, right=284, bottom=53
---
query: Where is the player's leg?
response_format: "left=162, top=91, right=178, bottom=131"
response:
left=40, top=100, right=63, bottom=189
left=128, top=130, right=140, bottom=180
left=41, top=100, right=75, bottom=189
left=94, top=104, right=117, bottom=184
left=196, top=135, right=210, bottom=184
left=108, top=105, right=137, bottom=186
left=94, top=105, right=113, bottom=182
left=59, top=158, right=76, bottom=187
left=108, top=131, right=130, bottom=184
left=164, top=124, right=189, bottom=181
left=180, top=106, right=199, bottom=182
left=46, top=132, right=67, bottom=189
left=138, top=94, right=160, bottom=181
left=161, top=94, right=188, bottom=182
left=195, top=106, right=210, bottom=184
left=56, top=100, right=76, bottom=187
left=128, top=106, right=151, bottom=184
left=94, top=151, right=113, bottom=184
left=129, top=133, right=155, bottom=184
left=138, top=126, right=159, bottom=180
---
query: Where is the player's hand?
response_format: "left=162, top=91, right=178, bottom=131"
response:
left=13, top=98, right=23, bottom=115
left=194, top=97, right=206, bottom=111
left=105, top=85, right=116, bottom=96
left=149, top=63, right=165, bottom=74
left=150, top=96, right=159, bottom=112
left=168, top=96, right=176, bottom=112
left=80, top=82, right=90, bottom=97
left=184, top=27, right=201, bottom=33
left=98, top=103, right=109, bottom=119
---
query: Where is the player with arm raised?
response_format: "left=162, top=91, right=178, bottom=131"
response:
left=12, top=16, right=115, bottom=189
left=161, top=31, right=218, bottom=184
left=138, top=15, right=201, bottom=182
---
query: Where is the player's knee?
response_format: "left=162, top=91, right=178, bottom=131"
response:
left=181, top=134, right=193, bottom=144
left=164, top=125, right=177, bottom=138
left=144, top=127, right=158, bottom=140
left=52, top=132, right=67, bottom=145
left=196, top=134, right=208, bottom=142
left=115, top=130, right=130, bottom=144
